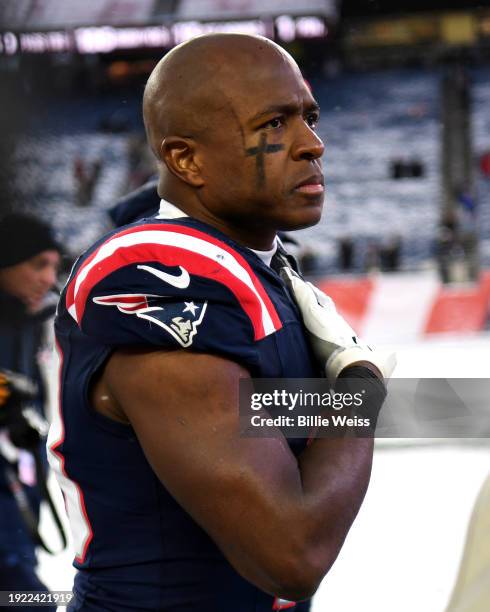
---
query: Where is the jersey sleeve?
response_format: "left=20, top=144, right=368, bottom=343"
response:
left=64, top=223, right=283, bottom=372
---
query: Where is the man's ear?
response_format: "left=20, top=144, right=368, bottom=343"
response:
left=160, top=137, right=204, bottom=187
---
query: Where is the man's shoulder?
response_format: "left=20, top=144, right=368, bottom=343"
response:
left=72, top=216, right=264, bottom=279
left=61, top=217, right=283, bottom=352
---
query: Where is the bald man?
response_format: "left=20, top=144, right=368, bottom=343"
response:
left=50, top=34, right=388, bottom=612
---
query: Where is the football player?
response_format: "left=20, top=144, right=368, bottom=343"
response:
left=50, top=34, right=393, bottom=611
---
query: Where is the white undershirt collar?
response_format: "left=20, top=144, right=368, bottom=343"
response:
left=249, top=240, right=278, bottom=267
left=157, top=198, right=188, bottom=220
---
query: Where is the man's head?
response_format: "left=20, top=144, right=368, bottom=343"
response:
left=143, top=34, right=324, bottom=248
left=0, top=213, right=61, bottom=311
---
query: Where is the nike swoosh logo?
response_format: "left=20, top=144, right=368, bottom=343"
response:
left=137, top=264, right=191, bottom=289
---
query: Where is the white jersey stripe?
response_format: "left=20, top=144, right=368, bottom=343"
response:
left=47, top=342, right=93, bottom=562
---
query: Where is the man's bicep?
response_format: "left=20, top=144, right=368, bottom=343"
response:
left=103, top=348, right=301, bottom=589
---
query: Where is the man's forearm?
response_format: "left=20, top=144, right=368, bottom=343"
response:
left=298, top=436, right=374, bottom=573
left=291, top=366, right=385, bottom=587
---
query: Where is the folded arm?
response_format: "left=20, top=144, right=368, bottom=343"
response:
left=100, top=348, right=373, bottom=601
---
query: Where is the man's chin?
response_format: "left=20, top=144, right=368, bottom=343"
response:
left=277, top=205, right=323, bottom=232
left=25, top=296, right=44, bottom=313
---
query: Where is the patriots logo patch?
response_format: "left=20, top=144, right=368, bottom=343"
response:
left=93, top=294, right=207, bottom=348
left=93, top=294, right=156, bottom=313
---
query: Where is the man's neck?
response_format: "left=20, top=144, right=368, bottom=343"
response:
left=157, top=198, right=277, bottom=251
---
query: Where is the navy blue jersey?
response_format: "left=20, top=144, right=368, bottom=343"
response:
left=48, top=216, right=320, bottom=611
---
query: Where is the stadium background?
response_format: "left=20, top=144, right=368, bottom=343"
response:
left=0, top=1, right=489, bottom=610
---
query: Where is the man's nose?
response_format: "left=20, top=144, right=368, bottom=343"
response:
left=291, top=123, right=325, bottom=161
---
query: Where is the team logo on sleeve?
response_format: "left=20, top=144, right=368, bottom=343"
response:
left=93, top=294, right=207, bottom=348
left=92, top=294, right=155, bottom=314
left=137, top=300, right=207, bottom=347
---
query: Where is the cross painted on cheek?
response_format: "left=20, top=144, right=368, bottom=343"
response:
left=246, top=133, right=284, bottom=189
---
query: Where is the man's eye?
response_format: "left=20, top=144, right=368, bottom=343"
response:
left=306, top=113, right=319, bottom=129
left=263, top=117, right=284, bottom=129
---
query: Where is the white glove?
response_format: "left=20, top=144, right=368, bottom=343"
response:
left=281, top=267, right=396, bottom=386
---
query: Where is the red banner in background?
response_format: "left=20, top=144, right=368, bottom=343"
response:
left=317, top=277, right=374, bottom=331
left=424, top=271, right=490, bottom=334
left=316, top=271, right=490, bottom=341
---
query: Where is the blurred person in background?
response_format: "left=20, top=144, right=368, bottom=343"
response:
left=338, top=235, right=354, bottom=272
left=0, top=213, right=61, bottom=607
left=73, top=157, right=103, bottom=207
left=379, top=235, right=402, bottom=272
left=445, top=473, right=490, bottom=612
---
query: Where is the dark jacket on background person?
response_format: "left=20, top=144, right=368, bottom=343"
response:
left=0, top=289, right=56, bottom=409
left=0, top=288, right=57, bottom=598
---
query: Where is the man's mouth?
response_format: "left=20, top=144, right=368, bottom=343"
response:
left=293, top=175, right=325, bottom=194
left=29, top=292, right=44, bottom=304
